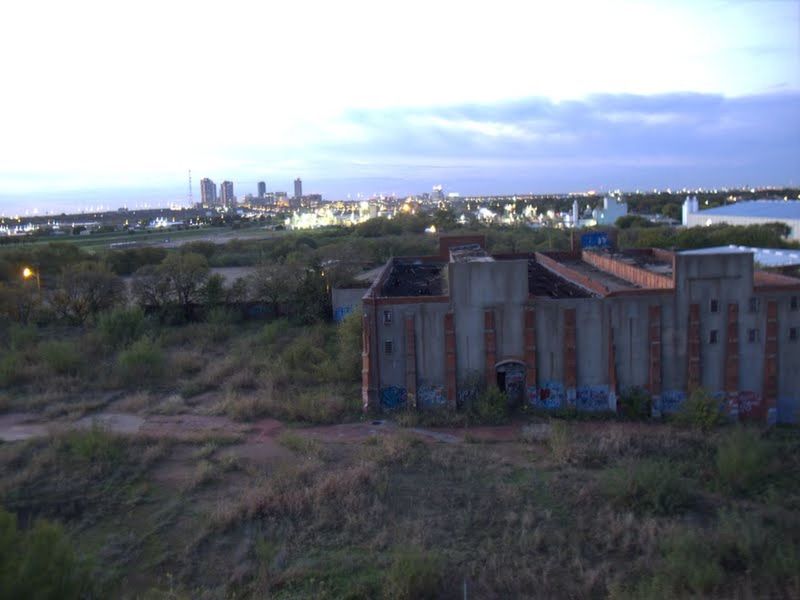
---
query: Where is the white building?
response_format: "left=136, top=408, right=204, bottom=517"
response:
left=591, top=196, right=628, bottom=225
left=683, top=199, right=800, bottom=241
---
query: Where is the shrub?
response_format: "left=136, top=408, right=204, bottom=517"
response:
left=38, top=340, right=84, bottom=376
left=383, top=546, right=442, bottom=600
left=468, top=386, right=509, bottom=425
left=674, top=388, right=724, bottom=431
left=7, top=323, right=38, bottom=351
left=261, top=318, right=290, bottom=346
left=548, top=420, right=574, bottom=464
left=62, top=423, right=125, bottom=466
left=0, top=351, right=24, bottom=387
left=659, top=528, right=724, bottom=595
left=116, top=337, right=165, bottom=386
left=0, top=507, right=96, bottom=599
left=601, top=459, right=693, bottom=515
left=715, top=427, right=772, bottom=495
left=618, top=386, right=652, bottom=420
left=97, top=306, right=146, bottom=349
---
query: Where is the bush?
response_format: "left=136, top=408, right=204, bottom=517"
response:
left=618, top=386, right=651, bottom=420
left=116, top=337, right=165, bottom=386
left=674, top=388, right=724, bottom=431
left=0, top=351, right=25, bottom=387
left=715, top=427, right=772, bottom=495
left=601, top=459, right=693, bottom=515
left=97, top=306, right=146, bottom=349
left=468, top=386, right=509, bottom=425
left=0, top=507, right=96, bottom=599
left=38, top=340, right=84, bottom=376
left=261, top=318, right=290, bottom=346
left=383, top=546, right=442, bottom=600
left=62, top=423, right=125, bottom=466
left=7, top=323, right=38, bottom=351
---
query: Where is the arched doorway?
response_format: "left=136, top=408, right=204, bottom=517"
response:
left=496, top=360, right=526, bottom=409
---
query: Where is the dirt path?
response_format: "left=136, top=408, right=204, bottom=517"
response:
left=0, top=411, right=532, bottom=445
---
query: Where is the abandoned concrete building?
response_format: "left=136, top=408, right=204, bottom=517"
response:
left=360, top=236, right=800, bottom=423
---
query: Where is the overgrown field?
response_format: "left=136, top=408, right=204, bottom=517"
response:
left=1, top=416, right=798, bottom=598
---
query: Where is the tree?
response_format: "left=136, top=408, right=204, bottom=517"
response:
left=159, top=252, right=210, bottom=317
left=0, top=283, right=40, bottom=324
left=249, top=261, right=297, bottom=317
left=50, top=262, right=125, bottom=323
left=202, top=273, right=227, bottom=307
left=131, top=264, right=171, bottom=310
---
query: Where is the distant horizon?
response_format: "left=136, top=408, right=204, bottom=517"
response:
left=2, top=180, right=799, bottom=220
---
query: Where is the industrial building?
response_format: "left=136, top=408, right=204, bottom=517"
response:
left=361, top=236, right=800, bottom=423
left=683, top=198, right=800, bottom=241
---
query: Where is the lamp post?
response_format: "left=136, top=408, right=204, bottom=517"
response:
left=22, top=266, right=41, bottom=291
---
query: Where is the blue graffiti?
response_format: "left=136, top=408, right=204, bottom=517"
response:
left=576, top=385, right=611, bottom=411
left=333, top=305, right=354, bottom=323
left=658, top=390, right=686, bottom=414
left=530, top=381, right=565, bottom=409
left=380, top=386, right=407, bottom=410
left=418, top=385, right=446, bottom=409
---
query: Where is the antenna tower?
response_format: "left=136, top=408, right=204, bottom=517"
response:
left=188, top=169, right=193, bottom=206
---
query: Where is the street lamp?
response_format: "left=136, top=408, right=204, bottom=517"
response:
left=22, top=266, right=41, bottom=291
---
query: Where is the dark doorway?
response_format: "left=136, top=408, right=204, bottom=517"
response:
left=496, top=362, right=526, bottom=409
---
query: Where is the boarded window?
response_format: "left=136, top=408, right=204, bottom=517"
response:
left=384, top=339, right=393, bottom=354
left=790, top=328, right=798, bottom=342
left=710, top=299, right=719, bottom=313
left=383, top=310, right=392, bottom=325
left=748, top=297, right=760, bottom=313
left=709, top=329, right=718, bottom=344
left=747, top=329, right=760, bottom=343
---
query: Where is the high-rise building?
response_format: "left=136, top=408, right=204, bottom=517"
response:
left=257, top=181, right=266, bottom=199
left=200, top=178, right=217, bottom=207
left=220, top=181, right=235, bottom=208
left=294, top=178, right=303, bottom=199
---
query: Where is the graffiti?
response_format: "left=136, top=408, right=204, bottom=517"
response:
left=530, top=381, right=565, bottom=409
left=658, top=390, right=686, bottom=414
left=418, top=385, right=446, bottom=409
left=501, top=366, right=526, bottom=407
left=581, top=232, right=610, bottom=249
left=725, top=390, right=763, bottom=421
left=380, top=386, right=407, bottom=410
left=457, top=387, right=479, bottom=409
left=576, top=385, right=611, bottom=411
left=333, top=305, right=354, bottom=323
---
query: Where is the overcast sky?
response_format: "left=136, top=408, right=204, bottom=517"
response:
left=1, top=0, right=798, bottom=215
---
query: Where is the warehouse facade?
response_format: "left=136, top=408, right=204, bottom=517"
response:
left=361, top=236, right=800, bottom=423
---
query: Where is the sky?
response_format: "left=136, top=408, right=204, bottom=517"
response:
left=0, top=0, right=798, bottom=215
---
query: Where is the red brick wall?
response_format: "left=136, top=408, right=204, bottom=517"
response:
left=564, top=309, right=577, bottom=388
left=524, top=307, right=537, bottom=389
left=763, top=300, right=778, bottom=411
left=444, top=311, right=457, bottom=408
left=687, top=304, right=701, bottom=391
left=439, top=235, right=487, bottom=260
left=484, top=309, right=497, bottom=388
left=582, top=251, right=673, bottom=289
left=648, top=305, right=662, bottom=395
left=724, top=303, right=739, bottom=394
left=535, top=252, right=610, bottom=296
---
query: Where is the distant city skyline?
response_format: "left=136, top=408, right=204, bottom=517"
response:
left=1, top=1, right=798, bottom=216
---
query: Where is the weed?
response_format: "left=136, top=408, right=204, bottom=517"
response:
left=601, top=460, right=692, bottom=515
left=383, top=546, right=442, bottom=600
left=674, top=387, right=724, bottom=431
left=548, top=420, right=574, bottom=464
left=277, top=431, right=326, bottom=458
left=97, top=306, right=147, bottom=349
left=116, top=337, right=165, bottom=386
left=468, top=386, right=509, bottom=425
left=261, top=319, right=290, bottom=346
left=39, top=340, right=84, bottom=376
left=618, top=386, right=652, bottom=420
left=715, top=427, right=772, bottom=495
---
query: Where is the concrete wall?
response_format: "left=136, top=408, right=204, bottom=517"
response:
left=449, top=260, right=529, bottom=380
left=332, top=287, right=367, bottom=322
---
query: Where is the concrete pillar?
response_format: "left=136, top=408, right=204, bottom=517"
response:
left=484, top=309, right=497, bottom=388
left=564, top=308, right=577, bottom=403
left=763, top=300, right=778, bottom=423
left=444, top=311, right=457, bottom=408
left=404, top=315, right=417, bottom=409
left=648, top=305, right=662, bottom=397
left=524, top=307, right=537, bottom=392
left=724, top=303, right=739, bottom=395
left=687, top=303, right=701, bottom=392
